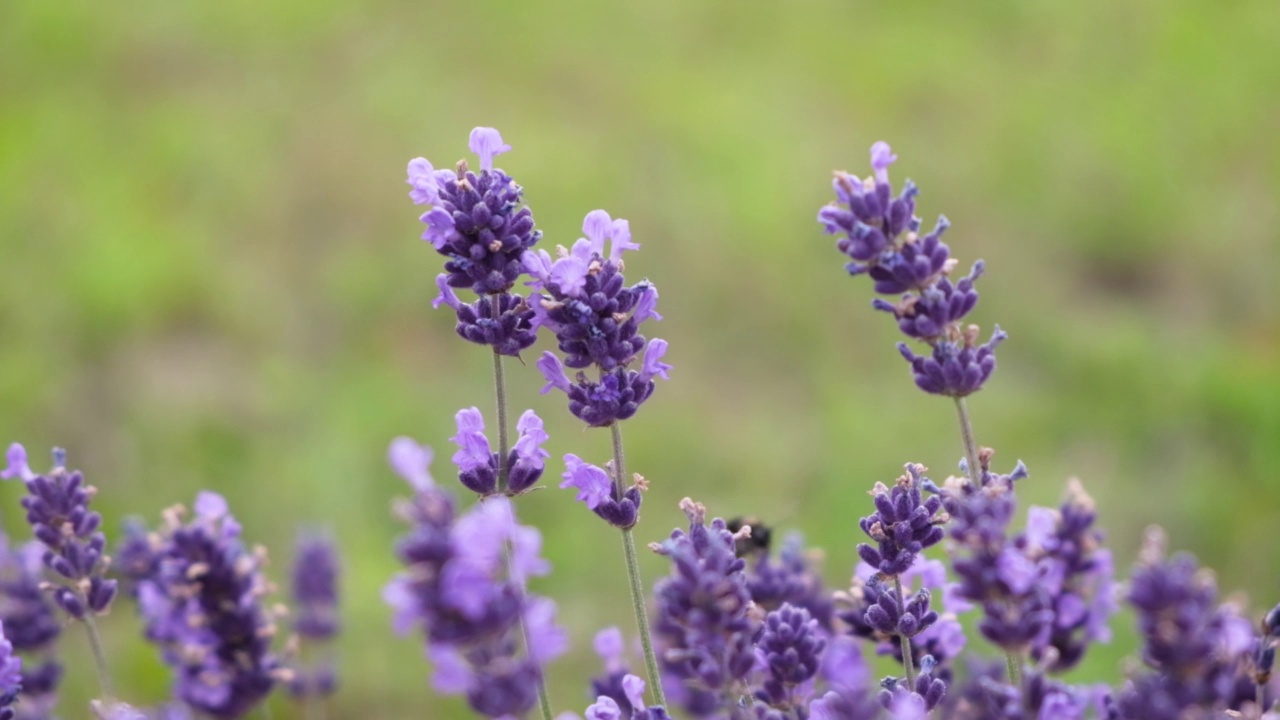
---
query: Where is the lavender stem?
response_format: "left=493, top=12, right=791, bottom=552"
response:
left=82, top=613, right=115, bottom=700
left=488, top=333, right=554, bottom=720
left=892, top=575, right=917, bottom=688
left=611, top=422, right=666, bottom=707
left=953, top=396, right=1024, bottom=685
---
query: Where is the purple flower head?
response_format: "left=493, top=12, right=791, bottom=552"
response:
left=386, top=478, right=564, bottom=718
left=862, top=580, right=939, bottom=641
left=754, top=604, right=826, bottom=709
left=559, top=454, right=644, bottom=529
left=451, top=407, right=499, bottom=496
left=388, top=436, right=435, bottom=491
left=138, top=494, right=283, bottom=718
left=0, top=541, right=62, bottom=654
left=897, top=325, right=1006, bottom=398
left=291, top=532, right=341, bottom=641
left=744, top=531, right=834, bottom=630
left=468, top=127, right=511, bottom=172
left=507, top=410, right=550, bottom=495
left=877, top=656, right=946, bottom=717
left=872, top=261, right=984, bottom=341
left=17, top=445, right=118, bottom=619
left=0, top=620, right=20, bottom=719
left=856, top=463, right=946, bottom=577
left=651, top=499, right=759, bottom=718
left=534, top=210, right=668, bottom=425
left=446, top=284, right=539, bottom=357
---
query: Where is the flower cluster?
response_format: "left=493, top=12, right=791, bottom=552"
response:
left=743, top=531, right=834, bottom=630
left=559, top=454, right=646, bottom=530
left=856, top=463, right=946, bottom=577
left=583, top=674, right=671, bottom=720
left=451, top=407, right=549, bottom=497
left=0, top=541, right=62, bottom=717
left=531, top=210, right=671, bottom=427
left=288, top=532, right=340, bottom=700
left=819, top=142, right=1004, bottom=396
left=6, top=445, right=117, bottom=620
left=0, top=620, right=20, bottom=720
left=136, top=493, right=284, bottom=718
left=755, top=603, right=826, bottom=711
left=383, top=438, right=566, bottom=719
left=408, top=127, right=543, bottom=356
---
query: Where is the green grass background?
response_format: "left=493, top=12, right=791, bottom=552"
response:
left=2, top=1, right=1279, bottom=716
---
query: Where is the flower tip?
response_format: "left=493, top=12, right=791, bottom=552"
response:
left=870, top=141, right=897, bottom=168
left=1, top=442, right=31, bottom=481
left=468, top=127, right=511, bottom=171
left=193, top=491, right=229, bottom=521
left=388, top=436, right=434, bottom=490
left=582, top=210, right=613, bottom=251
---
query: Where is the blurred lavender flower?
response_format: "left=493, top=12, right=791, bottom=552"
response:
left=1116, top=528, right=1256, bottom=718
left=856, top=463, right=946, bottom=577
left=530, top=210, right=670, bottom=427
left=9, top=445, right=117, bottom=619
left=650, top=499, right=758, bottom=718
left=587, top=627, right=636, bottom=718
left=0, top=620, right=20, bottom=720
left=584, top=674, right=671, bottom=720
left=451, top=407, right=549, bottom=497
left=113, top=518, right=159, bottom=599
left=137, top=492, right=284, bottom=718
left=819, top=143, right=1004, bottom=397
left=407, top=127, right=543, bottom=356
left=0, top=541, right=62, bottom=717
left=559, top=454, right=645, bottom=530
left=945, top=666, right=1104, bottom=720
left=288, top=531, right=340, bottom=701
left=384, top=437, right=566, bottom=719
left=745, top=532, right=834, bottom=631
left=877, top=654, right=947, bottom=718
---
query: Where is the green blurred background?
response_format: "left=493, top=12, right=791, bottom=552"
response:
left=2, top=0, right=1279, bottom=716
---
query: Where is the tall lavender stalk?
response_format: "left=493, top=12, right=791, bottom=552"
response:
left=532, top=209, right=671, bottom=705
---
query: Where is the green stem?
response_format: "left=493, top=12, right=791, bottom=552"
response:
left=953, top=397, right=982, bottom=482
left=487, top=332, right=553, bottom=720
left=1005, top=651, right=1023, bottom=686
left=82, top=613, right=115, bottom=700
left=611, top=423, right=666, bottom=708
left=892, top=575, right=917, bottom=688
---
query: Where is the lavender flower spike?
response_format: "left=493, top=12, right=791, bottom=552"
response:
left=17, top=445, right=118, bottom=619
left=856, top=463, right=946, bottom=576
left=288, top=532, right=341, bottom=701
left=0, top=620, right=20, bottom=720
left=449, top=407, right=550, bottom=497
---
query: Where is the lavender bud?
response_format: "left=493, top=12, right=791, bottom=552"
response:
left=755, top=604, right=825, bottom=708
left=856, top=464, right=945, bottom=577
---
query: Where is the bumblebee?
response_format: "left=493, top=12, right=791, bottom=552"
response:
left=726, top=516, right=773, bottom=558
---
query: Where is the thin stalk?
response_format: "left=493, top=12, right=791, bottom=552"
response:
left=81, top=613, right=114, bottom=700
left=953, top=397, right=982, bottom=483
left=892, top=575, right=917, bottom=688
left=1005, top=651, right=1022, bottom=686
left=611, top=423, right=666, bottom=707
left=487, top=330, right=554, bottom=720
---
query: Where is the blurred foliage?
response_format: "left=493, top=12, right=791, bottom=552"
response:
left=1, top=0, right=1279, bottom=717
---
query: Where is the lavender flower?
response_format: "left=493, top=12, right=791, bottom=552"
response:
left=138, top=492, right=284, bottom=718
left=650, top=499, right=758, bottom=718
left=113, top=518, right=159, bottom=598
left=452, top=407, right=550, bottom=497
left=584, top=675, right=671, bottom=720
left=588, top=627, right=634, bottom=719
left=407, top=127, right=543, bottom=356
left=819, top=143, right=1005, bottom=397
left=10, top=445, right=117, bottom=619
left=384, top=437, right=566, bottom=719
left=530, top=210, right=670, bottom=427
left=288, top=532, right=340, bottom=700
left=877, top=656, right=947, bottom=718
left=855, top=463, right=946, bottom=577
left=0, top=541, right=62, bottom=717
left=744, top=532, right=834, bottom=630
left=1116, top=528, right=1255, bottom=718
left=945, top=667, right=1103, bottom=720
left=559, top=454, right=645, bottom=529
left=0, top=620, right=20, bottom=720
left=754, top=604, right=825, bottom=711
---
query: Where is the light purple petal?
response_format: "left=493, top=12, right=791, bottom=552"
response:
left=524, top=597, right=568, bottom=663
left=621, top=675, right=646, bottom=711
left=1025, top=506, right=1058, bottom=551
left=382, top=577, right=419, bottom=636
left=853, top=561, right=877, bottom=583
left=522, top=249, right=553, bottom=286
left=820, top=635, right=869, bottom=692
left=427, top=644, right=473, bottom=694
left=450, top=496, right=511, bottom=574
left=902, top=556, right=947, bottom=592
left=420, top=208, right=456, bottom=250
left=631, top=285, right=662, bottom=324
left=468, top=127, right=511, bottom=172
left=388, top=437, right=435, bottom=490
left=560, top=454, right=612, bottom=510
left=1, top=443, right=33, bottom=482
left=537, top=352, right=573, bottom=395
left=450, top=407, right=493, bottom=473
left=509, top=523, right=551, bottom=583
left=529, top=293, right=558, bottom=332
left=193, top=492, right=228, bottom=521
left=406, top=157, right=439, bottom=205
left=550, top=255, right=589, bottom=298
left=582, top=210, right=612, bottom=256
left=585, top=696, right=622, bottom=720
left=870, top=141, right=897, bottom=184
left=638, top=339, right=672, bottom=383
left=608, top=218, right=639, bottom=261
left=432, top=274, right=463, bottom=311
left=593, top=627, right=625, bottom=668
left=440, top=560, right=495, bottom=620
left=514, top=410, right=550, bottom=462
left=996, top=546, right=1037, bottom=595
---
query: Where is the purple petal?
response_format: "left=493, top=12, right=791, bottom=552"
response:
left=420, top=208, right=456, bottom=249
left=550, top=255, right=589, bottom=298
left=585, top=696, right=622, bottom=720
left=450, top=408, right=492, bottom=474
left=621, top=674, right=646, bottom=711
left=560, top=454, right=612, bottom=510
left=514, top=410, right=550, bottom=462
left=388, top=436, right=435, bottom=490
left=193, top=492, right=228, bottom=521
left=638, top=339, right=672, bottom=383
left=537, top=352, right=573, bottom=395
left=631, top=285, right=662, bottom=324
left=593, top=627, right=625, bottom=666
left=608, top=218, right=639, bottom=261
left=406, top=157, right=439, bottom=205
left=427, top=644, right=473, bottom=694
left=468, top=127, right=511, bottom=172
left=582, top=210, right=612, bottom=256
left=524, top=597, right=568, bottom=663
left=1025, top=506, right=1058, bottom=551
left=509, top=522, right=550, bottom=583
left=522, top=249, right=553, bottom=286
left=432, top=274, right=463, bottom=311
left=1, top=442, right=33, bottom=481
